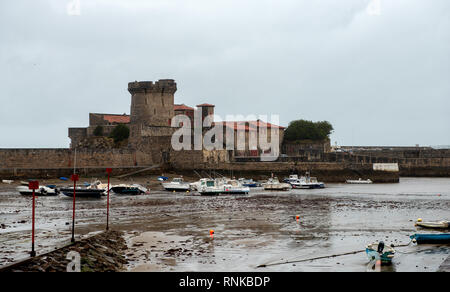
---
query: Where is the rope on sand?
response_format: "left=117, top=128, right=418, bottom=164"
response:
left=256, top=241, right=413, bottom=268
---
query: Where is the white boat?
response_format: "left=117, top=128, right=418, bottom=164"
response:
left=162, top=177, right=191, bottom=192
left=16, top=185, right=58, bottom=196
left=346, top=178, right=373, bottom=184
left=222, top=179, right=250, bottom=194
left=415, top=220, right=449, bottom=229
left=262, top=177, right=291, bottom=191
left=2, top=180, right=14, bottom=184
left=190, top=178, right=209, bottom=191
left=290, top=175, right=325, bottom=189
left=198, top=179, right=222, bottom=196
left=198, top=178, right=249, bottom=195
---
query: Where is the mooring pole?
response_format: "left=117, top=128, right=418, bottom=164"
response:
left=32, top=188, right=35, bottom=256
left=28, top=181, right=39, bottom=257
left=71, top=174, right=79, bottom=243
left=106, top=168, right=112, bottom=231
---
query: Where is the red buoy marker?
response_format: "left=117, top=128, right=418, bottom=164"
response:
left=29, top=181, right=39, bottom=257
left=106, top=168, right=112, bottom=231
left=71, top=174, right=79, bottom=243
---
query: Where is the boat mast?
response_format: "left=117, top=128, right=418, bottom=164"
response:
left=73, top=148, right=77, bottom=174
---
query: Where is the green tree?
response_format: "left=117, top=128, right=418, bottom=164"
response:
left=93, top=125, right=103, bottom=136
left=109, top=124, right=130, bottom=143
left=284, top=120, right=333, bottom=141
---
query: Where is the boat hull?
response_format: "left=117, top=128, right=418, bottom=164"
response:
left=365, top=248, right=394, bottom=265
left=110, top=187, right=143, bottom=195
left=410, top=233, right=450, bottom=244
left=60, top=188, right=105, bottom=198
left=19, top=191, right=58, bottom=197
left=415, top=221, right=449, bottom=229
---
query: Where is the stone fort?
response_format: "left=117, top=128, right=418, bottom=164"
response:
left=68, top=79, right=285, bottom=166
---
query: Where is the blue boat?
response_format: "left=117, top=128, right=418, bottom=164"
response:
left=365, top=242, right=395, bottom=265
left=410, top=233, right=450, bottom=244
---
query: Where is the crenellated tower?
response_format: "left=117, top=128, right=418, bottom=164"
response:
left=128, top=79, right=177, bottom=148
left=128, top=79, right=177, bottom=126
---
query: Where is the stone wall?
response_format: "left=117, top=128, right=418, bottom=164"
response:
left=167, top=161, right=399, bottom=183
left=0, top=148, right=153, bottom=170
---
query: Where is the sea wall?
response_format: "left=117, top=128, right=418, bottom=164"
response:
left=0, top=148, right=152, bottom=169
left=169, top=161, right=399, bottom=183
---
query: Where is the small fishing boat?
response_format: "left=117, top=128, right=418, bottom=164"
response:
left=2, top=180, right=14, bottom=184
left=198, top=179, right=223, bottom=196
left=238, top=178, right=261, bottom=188
left=59, top=180, right=107, bottom=198
left=290, top=176, right=325, bottom=189
left=415, top=220, right=449, bottom=229
left=284, top=175, right=299, bottom=184
left=16, top=185, right=58, bottom=196
left=410, top=233, right=450, bottom=244
left=262, top=178, right=291, bottom=191
left=222, top=179, right=250, bottom=195
left=365, top=242, right=395, bottom=265
left=110, top=184, right=148, bottom=195
left=346, top=178, right=373, bottom=184
left=162, top=177, right=191, bottom=192
left=157, top=176, right=169, bottom=181
left=190, top=178, right=208, bottom=191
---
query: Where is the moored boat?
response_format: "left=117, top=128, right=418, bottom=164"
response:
left=59, top=180, right=107, bottom=198
left=162, top=177, right=191, bottom=192
left=222, top=179, right=250, bottom=194
left=238, top=178, right=261, bottom=188
left=415, top=220, right=449, bottom=229
left=410, top=233, right=450, bottom=244
left=110, top=184, right=148, bottom=195
left=365, top=242, right=395, bottom=265
left=346, top=178, right=373, bottom=184
left=17, top=185, right=58, bottom=196
left=290, top=177, right=325, bottom=189
left=198, top=179, right=223, bottom=196
left=59, top=188, right=105, bottom=198
left=262, top=177, right=291, bottom=191
left=198, top=178, right=249, bottom=195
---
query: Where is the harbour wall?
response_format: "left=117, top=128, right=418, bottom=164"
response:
left=1, top=147, right=449, bottom=181
left=169, top=160, right=399, bottom=183
left=0, top=148, right=152, bottom=169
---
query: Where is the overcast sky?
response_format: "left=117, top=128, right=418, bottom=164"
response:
left=0, top=0, right=449, bottom=148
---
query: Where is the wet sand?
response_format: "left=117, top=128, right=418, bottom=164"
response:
left=1, top=177, right=449, bottom=272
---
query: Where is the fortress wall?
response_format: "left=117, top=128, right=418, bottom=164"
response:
left=0, top=148, right=153, bottom=170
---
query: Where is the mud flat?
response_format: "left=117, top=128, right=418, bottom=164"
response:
left=438, top=255, right=450, bottom=272
left=1, top=177, right=449, bottom=272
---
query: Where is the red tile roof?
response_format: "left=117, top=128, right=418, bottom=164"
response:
left=103, top=114, right=130, bottom=124
left=174, top=104, right=194, bottom=111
